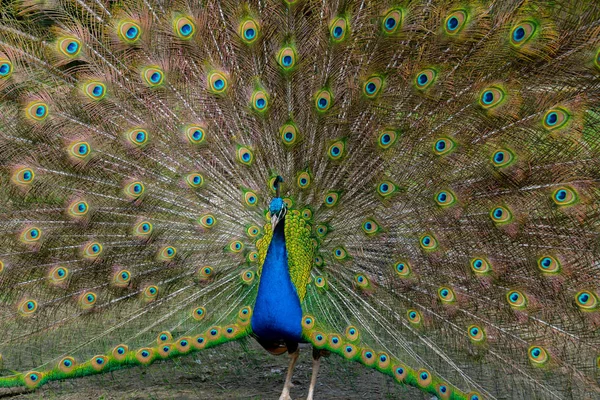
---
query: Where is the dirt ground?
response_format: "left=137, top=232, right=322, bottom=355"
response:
left=0, top=341, right=433, bottom=399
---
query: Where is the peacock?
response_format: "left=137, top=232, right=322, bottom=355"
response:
left=0, top=0, right=600, bottom=398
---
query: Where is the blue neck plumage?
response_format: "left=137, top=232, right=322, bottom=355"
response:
left=251, top=214, right=302, bottom=342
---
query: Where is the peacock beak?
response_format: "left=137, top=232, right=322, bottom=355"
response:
left=271, top=213, right=280, bottom=231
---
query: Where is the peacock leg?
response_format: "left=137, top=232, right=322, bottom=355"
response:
left=306, top=347, right=322, bottom=400
left=279, top=347, right=300, bottom=400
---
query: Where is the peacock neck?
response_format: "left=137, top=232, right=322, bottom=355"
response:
left=251, top=218, right=303, bottom=342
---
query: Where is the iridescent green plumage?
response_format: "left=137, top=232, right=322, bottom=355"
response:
left=1, top=0, right=600, bottom=399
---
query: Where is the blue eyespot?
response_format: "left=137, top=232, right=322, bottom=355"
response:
left=345, top=346, right=352, bottom=353
left=92, top=85, right=103, bottom=97
left=493, top=208, right=503, bottom=219
left=470, top=327, right=479, bottom=336
left=133, top=184, right=142, bottom=193
left=242, top=152, right=250, bottom=161
left=36, top=106, right=46, bottom=117
left=333, top=26, right=343, bottom=38
left=244, top=28, right=256, bottom=40
left=197, top=337, right=204, bottom=344
left=30, top=374, right=38, bottom=381
left=417, top=73, right=428, bottom=85
left=206, top=217, right=213, bottom=224
left=141, top=350, right=149, bottom=357
left=57, top=268, right=66, bottom=277
left=579, top=293, right=590, bottom=303
left=385, top=17, right=396, bottom=30
left=0, top=63, right=11, bottom=76
left=117, top=347, right=125, bottom=354
left=27, top=301, right=35, bottom=310
left=332, top=337, right=339, bottom=344
left=30, top=229, right=39, bottom=238
left=136, top=131, right=145, bottom=142
left=545, top=112, right=558, bottom=126
left=282, top=55, right=292, bottom=66
left=409, top=311, right=416, bottom=318
left=256, top=98, right=266, bottom=109
left=331, top=146, right=340, bottom=156
left=513, top=26, right=525, bottom=42
left=210, top=329, right=218, bottom=336
left=441, top=289, right=449, bottom=297
left=78, top=144, right=88, bottom=154
left=420, top=372, right=428, bottom=380
left=316, top=334, right=323, bottom=341
left=149, top=287, right=156, bottom=294
left=396, top=367, right=404, bottom=374
left=510, top=293, right=519, bottom=302
left=23, top=170, right=32, bottom=181
left=160, top=334, right=167, bottom=341
left=380, top=355, right=387, bottom=362
left=435, top=140, right=446, bottom=151
left=150, top=72, right=161, bottom=83
left=437, top=192, right=447, bottom=202
left=78, top=203, right=86, bottom=212
left=180, top=24, right=192, bottom=36
left=126, top=26, right=138, bottom=39
left=366, top=82, right=377, bottom=94
left=422, top=236, right=431, bottom=245
left=440, top=385, right=447, bottom=393
left=318, top=98, right=328, bottom=109
left=365, top=352, right=372, bottom=359
left=482, top=91, right=494, bottom=104
left=227, top=327, right=233, bottom=334
left=494, top=151, right=505, bottom=163
left=66, top=41, right=79, bottom=54
left=95, top=357, right=103, bottom=364
left=163, top=346, right=169, bottom=352
left=381, top=134, right=391, bottom=144
left=214, top=79, right=224, bottom=90
left=447, top=17, right=459, bottom=31
left=91, top=244, right=99, bottom=253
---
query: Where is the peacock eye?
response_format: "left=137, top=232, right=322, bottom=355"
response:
left=527, top=346, right=549, bottom=365
left=438, top=286, right=456, bottom=303
left=444, top=10, right=467, bottom=34
left=237, top=146, right=254, bottom=165
left=417, top=369, right=432, bottom=387
left=491, top=148, right=515, bottom=168
left=251, top=90, right=268, bottom=112
left=415, top=69, right=437, bottom=90
left=83, top=81, right=106, bottom=100
left=119, top=20, right=141, bottom=42
left=363, top=75, right=384, bottom=98
left=327, top=140, right=345, bottom=160
left=490, top=206, right=512, bottom=224
left=433, top=138, right=456, bottom=155
left=278, top=47, right=297, bottom=70
left=330, top=17, right=348, bottom=42
left=207, top=71, right=228, bottom=93
left=434, top=190, right=456, bottom=207
left=381, top=8, right=402, bottom=34
left=420, top=234, right=438, bottom=250
left=377, top=129, right=398, bottom=150
left=280, top=122, right=299, bottom=146
left=468, top=325, right=485, bottom=342
left=58, top=37, right=81, bottom=57
left=296, top=170, right=311, bottom=188
left=543, top=108, right=570, bottom=131
left=26, top=101, right=49, bottom=121
left=174, top=16, right=195, bottom=39
left=507, top=290, right=527, bottom=309
left=470, top=257, right=491, bottom=274
left=575, top=290, right=598, bottom=310
left=511, top=21, right=537, bottom=46
left=315, top=89, right=333, bottom=112
left=479, top=86, right=505, bottom=108
left=0, top=59, right=13, bottom=78
left=142, top=67, right=164, bottom=87
left=394, top=261, right=410, bottom=277
left=240, top=19, right=260, bottom=44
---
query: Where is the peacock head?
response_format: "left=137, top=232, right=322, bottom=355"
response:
left=269, top=176, right=286, bottom=230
